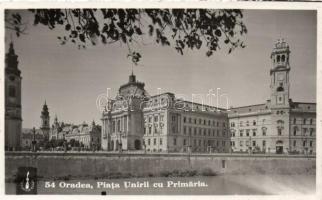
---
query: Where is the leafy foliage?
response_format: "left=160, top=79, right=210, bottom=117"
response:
left=6, top=9, right=247, bottom=64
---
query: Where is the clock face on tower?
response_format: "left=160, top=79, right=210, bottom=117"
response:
left=277, top=74, right=284, bottom=81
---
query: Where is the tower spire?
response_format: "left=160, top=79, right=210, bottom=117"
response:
left=40, top=101, right=50, bottom=141
left=42, top=100, right=49, bottom=116
left=5, top=41, right=20, bottom=76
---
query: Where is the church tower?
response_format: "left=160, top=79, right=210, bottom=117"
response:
left=40, top=101, right=50, bottom=141
left=270, top=38, right=291, bottom=107
left=5, top=42, right=22, bottom=150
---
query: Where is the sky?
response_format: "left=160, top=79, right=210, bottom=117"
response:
left=4, top=9, right=317, bottom=129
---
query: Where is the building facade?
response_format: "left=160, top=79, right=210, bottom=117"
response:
left=228, top=39, right=316, bottom=154
left=101, top=74, right=230, bottom=153
left=101, top=39, right=316, bottom=154
left=142, top=96, right=229, bottom=153
left=5, top=43, right=22, bottom=150
left=50, top=117, right=101, bottom=149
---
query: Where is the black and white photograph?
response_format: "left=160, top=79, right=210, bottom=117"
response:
left=1, top=1, right=321, bottom=198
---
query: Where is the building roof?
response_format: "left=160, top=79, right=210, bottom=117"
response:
left=53, top=122, right=101, bottom=137
left=228, top=103, right=269, bottom=114
left=290, top=101, right=316, bottom=112
left=179, top=100, right=227, bottom=112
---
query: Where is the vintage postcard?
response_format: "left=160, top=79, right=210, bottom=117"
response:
left=0, top=1, right=321, bottom=199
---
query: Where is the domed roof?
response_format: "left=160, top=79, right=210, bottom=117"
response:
left=118, top=73, right=148, bottom=99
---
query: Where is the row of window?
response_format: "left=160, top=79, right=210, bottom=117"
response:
left=183, top=126, right=227, bottom=137
left=144, top=138, right=227, bottom=147
left=293, top=118, right=314, bottom=125
left=293, top=128, right=315, bottom=136
left=183, top=116, right=226, bottom=127
left=144, top=115, right=165, bottom=123
left=231, top=117, right=315, bottom=128
left=178, top=138, right=227, bottom=147
left=111, top=118, right=128, bottom=133
left=232, top=140, right=314, bottom=148
left=144, top=126, right=163, bottom=135
left=293, top=140, right=314, bottom=147
left=231, top=120, right=259, bottom=127
left=231, top=140, right=264, bottom=147
left=275, top=54, right=287, bottom=63
left=144, top=140, right=315, bottom=150
left=232, top=129, right=265, bottom=137
left=145, top=138, right=163, bottom=146
left=145, top=125, right=315, bottom=137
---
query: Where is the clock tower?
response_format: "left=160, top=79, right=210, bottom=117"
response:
left=269, top=39, right=291, bottom=153
left=270, top=39, right=291, bottom=107
left=5, top=42, right=22, bottom=150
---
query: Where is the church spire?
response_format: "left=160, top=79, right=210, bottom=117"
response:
left=41, top=101, right=49, bottom=117
left=9, top=42, right=15, bottom=54
left=40, top=101, right=50, bottom=141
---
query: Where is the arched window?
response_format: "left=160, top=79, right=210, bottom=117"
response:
left=281, top=55, right=285, bottom=62
left=278, top=128, right=282, bottom=136
left=293, top=126, right=298, bottom=136
left=262, top=127, right=267, bottom=136
left=277, top=120, right=284, bottom=124
left=277, top=55, right=281, bottom=62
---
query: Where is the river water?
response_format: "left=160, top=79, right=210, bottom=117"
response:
left=6, top=174, right=315, bottom=195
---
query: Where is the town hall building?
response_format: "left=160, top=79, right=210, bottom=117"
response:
left=229, top=39, right=316, bottom=154
left=101, top=73, right=230, bottom=153
left=101, top=39, right=316, bottom=154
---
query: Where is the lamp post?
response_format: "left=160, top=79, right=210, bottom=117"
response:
left=118, top=132, right=122, bottom=153
left=143, top=140, right=146, bottom=154
left=31, top=127, right=37, bottom=152
left=187, top=132, right=191, bottom=154
left=248, top=136, right=252, bottom=155
left=63, top=134, right=67, bottom=153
